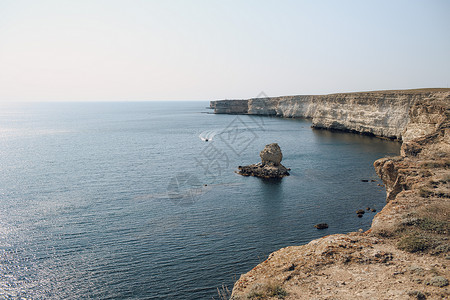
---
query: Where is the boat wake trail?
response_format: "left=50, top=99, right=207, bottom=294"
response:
left=199, top=130, right=217, bottom=142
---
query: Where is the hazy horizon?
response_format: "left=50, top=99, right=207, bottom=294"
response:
left=2, top=87, right=450, bottom=104
left=1, top=0, right=449, bottom=102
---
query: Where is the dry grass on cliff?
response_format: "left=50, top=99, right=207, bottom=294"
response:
left=214, top=284, right=232, bottom=300
left=245, top=281, right=287, bottom=299
left=371, top=191, right=449, bottom=256
left=395, top=202, right=450, bottom=255
left=420, top=159, right=450, bottom=169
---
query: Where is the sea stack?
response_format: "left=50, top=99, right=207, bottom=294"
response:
left=237, top=143, right=290, bottom=178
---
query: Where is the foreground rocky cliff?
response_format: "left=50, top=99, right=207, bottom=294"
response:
left=212, top=89, right=450, bottom=299
left=211, top=89, right=449, bottom=141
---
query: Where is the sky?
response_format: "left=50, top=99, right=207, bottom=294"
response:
left=0, top=0, right=449, bottom=102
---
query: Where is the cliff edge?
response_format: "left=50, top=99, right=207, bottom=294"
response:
left=211, top=89, right=450, bottom=299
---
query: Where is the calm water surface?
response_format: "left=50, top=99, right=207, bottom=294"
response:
left=0, top=102, right=400, bottom=299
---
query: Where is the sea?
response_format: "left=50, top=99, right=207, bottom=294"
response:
left=0, top=101, right=400, bottom=299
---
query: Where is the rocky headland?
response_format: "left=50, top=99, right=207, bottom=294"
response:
left=211, top=88, right=450, bottom=141
left=210, top=89, right=450, bottom=299
left=238, top=143, right=290, bottom=178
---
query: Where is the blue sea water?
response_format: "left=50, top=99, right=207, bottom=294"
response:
left=0, top=101, right=400, bottom=299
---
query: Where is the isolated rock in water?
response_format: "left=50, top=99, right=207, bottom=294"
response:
left=260, top=143, right=282, bottom=166
left=238, top=143, right=290, bottom=178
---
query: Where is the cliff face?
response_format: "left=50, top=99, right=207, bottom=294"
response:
left=210, top=99, right=249, bottom=114
left=210, top=89, right=450, bottom=141
left=371, top=95, right=450, bottom=235
left=214, top=89, right=450, bottom=300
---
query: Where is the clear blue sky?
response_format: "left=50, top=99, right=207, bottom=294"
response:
left=0, top=0, right=449, bottom=101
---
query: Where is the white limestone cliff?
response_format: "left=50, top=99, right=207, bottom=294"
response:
left=210, top=89, right=450, bottom=141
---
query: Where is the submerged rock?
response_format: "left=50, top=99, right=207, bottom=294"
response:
left=314, top=223, right=329, bottom=229
left=238, top=143, right=290, bottom=178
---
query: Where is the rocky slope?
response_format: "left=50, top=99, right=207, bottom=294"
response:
left=211, top=89, right=450, bottom=299
left=210, top=89, right=450, bottom=141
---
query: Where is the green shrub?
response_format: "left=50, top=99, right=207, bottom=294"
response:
left=268, top=285, right=287, bottom=298
left=425, top=276, right=449, bottom=287
left=247, top=291, right=265, bottom=299
left=247, top=282, right=288, bottom=299
left=407, top=290, right=426, bottom=300
left=430, top=243, right=450, bottom=255
left=403, top=217, right=448, bottom=234
left=397, top=234, right=432, bottom=253
left=439, top=173, right=450, bottom=183
left=418, top=187, right=434, bottom=198
left=420, top=160, right=450, bottom=168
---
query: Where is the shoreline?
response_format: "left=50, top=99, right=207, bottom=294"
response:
left=210, top=89, right=450, bottom=299
left=211, top=88, right=450, bottom=142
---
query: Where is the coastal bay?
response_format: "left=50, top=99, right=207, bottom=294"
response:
left=0, top=101, right=399, bottom=299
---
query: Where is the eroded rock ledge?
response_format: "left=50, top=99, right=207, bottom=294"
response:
left=223, top=90, right=450, bottom=299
